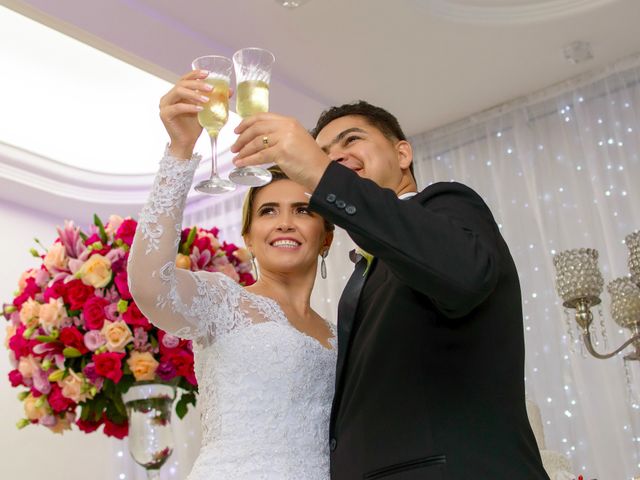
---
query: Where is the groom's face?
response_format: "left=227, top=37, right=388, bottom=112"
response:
left=316, top=115, right=409, bottom=192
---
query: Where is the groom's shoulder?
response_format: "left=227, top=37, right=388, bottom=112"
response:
left=417, top=180, right=484, bottom=203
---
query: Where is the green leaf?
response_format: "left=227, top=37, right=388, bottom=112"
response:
left=35, top=335, right=57, bottom=343
left=117, top=375, right=134, bottom=394
left=79, top=231, right=88, bottom=242
left=175, top=392, right=196, bottom=419
left=93, top=214, right=108, bottom=244
left=63, top=347, right=82, bottom=358
left=180, top=226, right=197, bottom=255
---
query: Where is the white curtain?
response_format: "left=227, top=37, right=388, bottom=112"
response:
left=411, top=53, right=640, bottom=479
left=132, top=54, right=640, bottom=479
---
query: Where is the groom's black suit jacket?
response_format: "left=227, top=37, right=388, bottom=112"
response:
left=310, top=162, right=549, bottom=480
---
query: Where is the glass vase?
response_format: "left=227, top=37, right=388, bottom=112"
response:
left=122, top=383, right=176, bottom=480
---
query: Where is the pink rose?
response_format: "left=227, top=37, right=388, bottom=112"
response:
left=59, top=326, right=89, bottom=354
left=239, top=272, right=256, bottom=286
left=161, top=333, right=180, bottom=349
left=43, top=279, right=66, bottom=303
left=8, top=369, right=24, bottom=387
left=77, top=417, right=103, bottom=433
left=84, top=330, right=106, bottom=351
left=103, top=416, right=128, bottom=439
left=93, top=352, right=125, bottom=383
left=115, top=219, right=137, bottom=246
left=113, top=270, right=132, bottom=300
left=13, top=277, right=40, bottom=308
left=63, top=279, right=95, bottom=311
left=48, top=383, right=75, bottom=413
left=163, top=350, right=196, bottom=385
left=18, top=270, right=37, bottom=291
left=158, top=330, right=190, bottom=355
left=221, top=242, right=238, bottom=256
left=82, top=296, right=109, bottom=330
left=122, top=302, right=151, bottom=331
left=9, top=325, right=35, bottom=358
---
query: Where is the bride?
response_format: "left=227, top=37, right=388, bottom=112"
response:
left=127, top=69, right=336, bottom=479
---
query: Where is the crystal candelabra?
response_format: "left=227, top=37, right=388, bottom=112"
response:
left=553, top=231, right=640, bottom=361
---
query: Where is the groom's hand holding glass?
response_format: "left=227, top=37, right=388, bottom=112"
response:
left=230, top=113, right=330, bottom=193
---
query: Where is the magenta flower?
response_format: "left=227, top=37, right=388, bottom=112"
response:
left=156, top=361, right=176, bottom=381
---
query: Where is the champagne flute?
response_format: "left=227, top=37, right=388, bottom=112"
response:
left=191, top=55, right=235, bottom=194
left=229, top=47, right=275, bottom=187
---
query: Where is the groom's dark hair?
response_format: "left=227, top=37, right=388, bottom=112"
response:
left=310, top=100, right=414, bottom=175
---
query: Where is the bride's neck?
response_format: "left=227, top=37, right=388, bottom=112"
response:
left=248, top=268, right=315, bottom=315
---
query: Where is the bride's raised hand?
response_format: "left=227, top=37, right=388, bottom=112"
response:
left=159, top=70, right=220, bottom=159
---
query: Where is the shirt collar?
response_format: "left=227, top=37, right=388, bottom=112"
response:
left=398, top=191, right=418, bottom=200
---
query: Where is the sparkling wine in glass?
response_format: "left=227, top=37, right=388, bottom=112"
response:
left=229, top=47, right=275, bottom=187
left=192, top=55, right=235, bottom=194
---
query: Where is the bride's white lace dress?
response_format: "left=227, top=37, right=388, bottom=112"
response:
left=128, top=152, right=337, bottom=479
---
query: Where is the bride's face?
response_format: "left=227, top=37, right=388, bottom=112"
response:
left=244, top=179, right=332, bottom=275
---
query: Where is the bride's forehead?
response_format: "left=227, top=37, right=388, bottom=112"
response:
left=254, top=179, right=308, bottom=204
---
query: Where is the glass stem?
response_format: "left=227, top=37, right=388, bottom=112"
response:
left=146, top=469, right=160, bottom=480
left=210, top=134, right=219, bottom=179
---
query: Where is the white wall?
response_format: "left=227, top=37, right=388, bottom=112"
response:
left=0, top=200, right=115, bottom=479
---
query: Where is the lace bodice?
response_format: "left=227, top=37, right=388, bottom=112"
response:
left=128, top=150, right=336, bottom=479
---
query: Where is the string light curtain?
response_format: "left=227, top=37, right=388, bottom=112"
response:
left=411, top=53, right=640, bottom=479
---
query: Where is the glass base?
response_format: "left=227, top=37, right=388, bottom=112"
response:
left=229, top=166, right=273, bottom=187
left=194, top=177, right=236, bottom=195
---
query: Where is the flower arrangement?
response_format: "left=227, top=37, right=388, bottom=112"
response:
left=3, top=214, right=254, bottom=438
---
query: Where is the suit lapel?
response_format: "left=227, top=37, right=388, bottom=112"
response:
left=331, top=255, right=373, bottom=428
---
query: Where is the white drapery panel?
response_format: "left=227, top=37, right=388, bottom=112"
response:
left=410, top=54, right=640, bottom=479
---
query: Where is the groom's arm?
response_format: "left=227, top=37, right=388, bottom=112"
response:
left=309, top=162, right=501, bottom=319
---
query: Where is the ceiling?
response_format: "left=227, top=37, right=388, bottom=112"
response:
left=1, top=0, right=639, bottom=219
left=6, top=0, right=639, bottom=135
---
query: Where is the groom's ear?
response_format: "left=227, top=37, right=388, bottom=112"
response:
left=396, top=140, right=413, bottom=171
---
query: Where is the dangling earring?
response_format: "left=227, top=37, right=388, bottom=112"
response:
left=320, top=249, right=328, bottom=280
left=250, top=253, right=258, bottom=279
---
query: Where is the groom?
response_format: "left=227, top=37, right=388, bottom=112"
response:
left=232, top=101, right=549, bottom=479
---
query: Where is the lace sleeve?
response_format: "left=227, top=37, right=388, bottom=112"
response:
left=128, top=149, right=229, bottom=340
